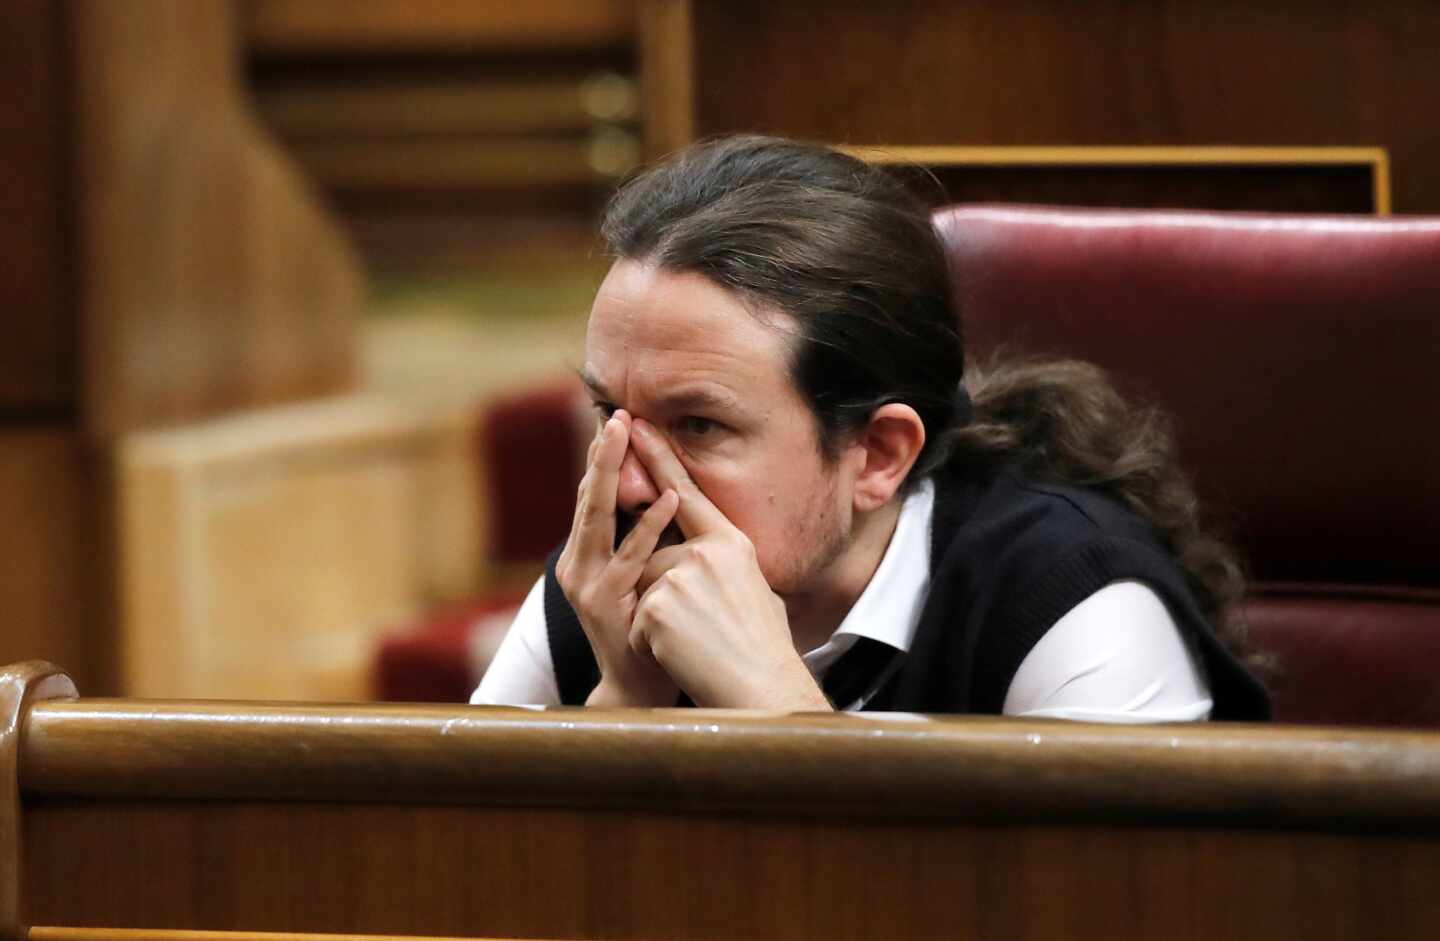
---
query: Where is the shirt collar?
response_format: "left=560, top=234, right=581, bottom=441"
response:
left=801, top=476, right=935, bottom=672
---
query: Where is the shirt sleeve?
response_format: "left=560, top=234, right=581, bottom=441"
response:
left=1001, top=579, right=1213, bottom=723
left=470, top=577, right=562, bottom=707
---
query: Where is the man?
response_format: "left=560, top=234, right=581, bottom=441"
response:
left=474, top=136, right=1270, bottom=719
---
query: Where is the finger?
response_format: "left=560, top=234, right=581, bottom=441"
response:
left=628, top=620, right=653, bottom=658
left=574, top=416, right=628, bottom=557
left=628, top=418, right=732, bottom=537
left=637, top=543, right=689, bottom=596
left=570, top=422, right=605, bottom=546
left=610, top=489, right=679, bottom=583
left=584, top=400, right=634, bottom=464
left=627, top=586, right=668, bottom=661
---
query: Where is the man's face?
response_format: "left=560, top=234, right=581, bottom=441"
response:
left=581, top=259, right=854, bottom=597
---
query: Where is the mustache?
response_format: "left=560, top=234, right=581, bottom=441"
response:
left=615, top=512, right=684, bottom=551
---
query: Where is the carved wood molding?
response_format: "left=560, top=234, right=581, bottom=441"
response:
left=1, top=662, right=77, bottom=941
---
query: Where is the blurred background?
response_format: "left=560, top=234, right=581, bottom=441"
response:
left=3, top=0, right=1436, bottom=702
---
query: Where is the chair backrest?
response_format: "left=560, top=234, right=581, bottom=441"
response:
left=479, top=379, right=589, bottom=571
left=934, top=205, right=1440, bottom=726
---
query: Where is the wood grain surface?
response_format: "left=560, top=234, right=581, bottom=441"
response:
left=2, top=663, right=77, bottom=941
left=72, top=0, right=362, bottom=438
left=117, top=398, right=481, bottom=701
left=22, top=798, right=1440, bottom=939
left=0, top=1, right=71, bottom=412
left=244, top=0, right=634, bottom=56
left=0, top=434, right=103, bottom=694
left=5, top=0, right=365, bottom=713
left=637, top=0, right=694, bottom=158
left=668, top=0, right=1440, bottom=213
left=18, top=700, right=1440, bottom=825
left=13, top=689, right=1440, bottom=938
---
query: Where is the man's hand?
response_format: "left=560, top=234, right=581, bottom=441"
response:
left=555, top=411, right=682, bottom=707
left=627, top=418, right=831, bottom=711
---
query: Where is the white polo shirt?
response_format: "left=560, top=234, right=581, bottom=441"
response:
left=473, top=478, right=1213, bottom=722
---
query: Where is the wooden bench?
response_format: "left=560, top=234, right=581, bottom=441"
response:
left=6, top=661, right=1440, bottom=939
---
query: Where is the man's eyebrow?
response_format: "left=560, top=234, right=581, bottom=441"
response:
left=574, top=368, right=742, bottom=414
left=651, top=387, right=743, bottom=414
left=576, top=367, right=609, bottom=400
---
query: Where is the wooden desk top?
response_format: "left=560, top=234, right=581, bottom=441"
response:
left=18, top=697, right=1440, bottom=827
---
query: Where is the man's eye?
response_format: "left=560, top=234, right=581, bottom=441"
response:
left=677, top=416, right=719, bottom=437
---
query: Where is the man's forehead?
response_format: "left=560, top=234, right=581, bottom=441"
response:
left=589, top=260, right=798, bottom=341
left=583, top=261, right=799, bottom=401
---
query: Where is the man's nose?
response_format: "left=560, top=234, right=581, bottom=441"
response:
left=615, top=446, right=661, bottom=515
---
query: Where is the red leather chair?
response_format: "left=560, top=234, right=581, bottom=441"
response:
left=936, top=206, right=1440, bottom=727
left=374, top=380, right=587, bottom=702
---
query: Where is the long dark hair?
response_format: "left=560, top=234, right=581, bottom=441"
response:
left=601, top=135, right=1259, bottom=668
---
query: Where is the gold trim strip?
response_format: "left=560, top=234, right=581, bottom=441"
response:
left=838, top=145, right=1391, bottom=215
left=1374, top=149, right=1393, bottom=215
left=31, top=929, right=569, bottom=941
left=839, top=144, right=1388, bottom=167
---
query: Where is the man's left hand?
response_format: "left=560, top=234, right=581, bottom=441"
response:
left=626, top=418, right=831, bottom=711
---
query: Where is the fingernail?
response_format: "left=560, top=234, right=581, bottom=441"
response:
left=632, top=418, right=651, bottom=437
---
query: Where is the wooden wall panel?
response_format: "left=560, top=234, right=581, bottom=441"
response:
left=638, top=0, right=694, bottom=159
left=0, top=2, right=71, bottom=410
left=245, top=3, right=640, bottom=273
left=245, top=0, right=635, bottom=56
left=1, top=2, right=373, bottom=702
left=120, top=398, right=480, bottom=700
left=663, top=0, right=1440, bottom=213
left=73, top=0, right=363, bottom=438
left=0, top=434, right=96, bottom=689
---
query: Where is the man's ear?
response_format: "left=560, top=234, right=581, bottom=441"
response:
left=850, top=403, right=926, bottom=513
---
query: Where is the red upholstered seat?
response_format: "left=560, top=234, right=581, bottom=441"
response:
left=482, top=380, right=589, bottom=566
left=1244, top=590, right=1440, bottom=727
left=374, top=592, right=527, bottom=703
left=935, top=205, right=1440, bottom=727
left=373, top=379, right=586, bottom=702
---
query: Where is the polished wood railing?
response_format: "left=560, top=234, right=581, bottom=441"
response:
left=6, top=661, right=1440, bottom=939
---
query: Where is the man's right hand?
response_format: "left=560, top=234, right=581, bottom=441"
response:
left=555, top=410, right=681, bottom=707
